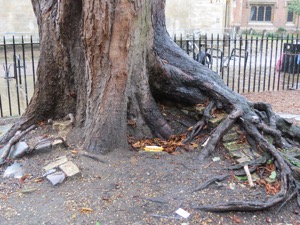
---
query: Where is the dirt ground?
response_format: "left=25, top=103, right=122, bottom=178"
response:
left=0, top=90, right=300, bottom=225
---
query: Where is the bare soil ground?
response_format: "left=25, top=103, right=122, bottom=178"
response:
left=242, top=89, right=300, bottom=115
left=0, top=90, right=300, bottom=225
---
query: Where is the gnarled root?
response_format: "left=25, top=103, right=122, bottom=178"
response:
left=192, top=109, right=300, bottom=212
left=0, top=124, right=37, bottom=164
left=199, top=108, right=243, bottom=161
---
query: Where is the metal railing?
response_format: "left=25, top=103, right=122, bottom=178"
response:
left=0, top=36, right=39, bottom=118
left=1, top=34, right=300, bottom=118
left=174, top=33, right=300, bottom=93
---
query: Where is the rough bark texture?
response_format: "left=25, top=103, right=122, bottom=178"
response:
left=1, top=0, right=300, bottom=212
left=24, top=0, right=173, bottom=153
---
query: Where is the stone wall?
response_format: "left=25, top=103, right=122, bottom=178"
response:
left=1, top=0, right=228, bottom=41
left=0, top=0, right=38, bottom=39
left=165, top=0, right=227, bottom=38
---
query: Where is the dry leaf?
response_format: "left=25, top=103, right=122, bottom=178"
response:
left=20, top=174, right=30, bottom=182
left=132, top=141, right=142, bottom=148
left=232, top=215, right=242, bottom=223
left=80, top=207, right=93, bottom=213
left=34, top=178, right=44, bottom=183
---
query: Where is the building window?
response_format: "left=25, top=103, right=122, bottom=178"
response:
left=287, top=7, right=294, bottom=22
left=250, top=5, right=273, bottom=22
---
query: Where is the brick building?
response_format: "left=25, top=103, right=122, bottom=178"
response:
left=232, top=0, right=300, bottom=33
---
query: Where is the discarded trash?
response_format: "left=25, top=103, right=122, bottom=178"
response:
left=3, top=162, right=24, bottom=179
left=143, top=146, right=164, bottom=152
left=212, top=157, right=221, bottom=162
left=8, top=141, right=29, bottom=159
left=46, top=171, right=66, bottom=186
left=43, top=155, right=68, bottom=171
left=175, top=208, right=190, bottom=219
left=52, top=138, right=66, bottom=149
left=42, top=168, right=57, bottom=177
left=59, top=161, right=80, bottom=177
left=34, top=139, right=52, bottom=152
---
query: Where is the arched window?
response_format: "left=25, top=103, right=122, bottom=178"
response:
left=250, top=5, right=273, bottom=22
left=287, top=8, right=294, bottom=22
left=258, top=6, right=265, bottom=21
left=250, top=6, right=257, bottom=21
left=265, top=6, right=272, bottom=21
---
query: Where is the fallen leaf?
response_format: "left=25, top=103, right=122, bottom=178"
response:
left=80, top=207, right=93, bottom=213
left=20, top=174, right=30, bottom=182
left=33, top=178, right=44, bottom=183
left=232, top=215, right=242, bottom=223
left=235, top=175, right=248, bottom=181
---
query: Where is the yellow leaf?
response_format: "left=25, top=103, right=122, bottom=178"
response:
left=80, top=207, right=93, bottom=213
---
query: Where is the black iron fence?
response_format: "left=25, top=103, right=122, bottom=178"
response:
left=174, top=33, right=300, bottom=93
left=0, top=36, right=39, bottom=118
left=1, top=34, right=300, bottom=118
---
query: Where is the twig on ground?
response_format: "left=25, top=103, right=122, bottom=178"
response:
left=244, top=165, right=254, bottom=187
left=78, top=151, right=106, bottom=163
left=192, top=174, right=230, bottom=192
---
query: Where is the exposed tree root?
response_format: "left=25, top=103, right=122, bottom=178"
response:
left=0, top=116, right=37, bottom=145
left=150, top=24, right=300, bottom=211
left=183, top=101, right=215, bottom=144
left=0, top=124, right=37, bottom=164
left=199, top=108, right=243, bottom=161
left=190, top=111, right=300, bottom=212
left=0, top=3, right=298, bottom=214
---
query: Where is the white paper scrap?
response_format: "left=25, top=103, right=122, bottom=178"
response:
left=175, top=208, right=190, bottom=218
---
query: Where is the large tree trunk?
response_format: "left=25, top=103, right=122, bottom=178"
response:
left=26, top=0, right=174, bottom=153
left=1, top=0, right=300, bottom=212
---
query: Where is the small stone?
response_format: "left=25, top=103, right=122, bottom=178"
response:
left=46, top=171, right=66, bottom=186
left=43, top=155, right=68, bottom=171
left=59, top=161, right=80, bottom=177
